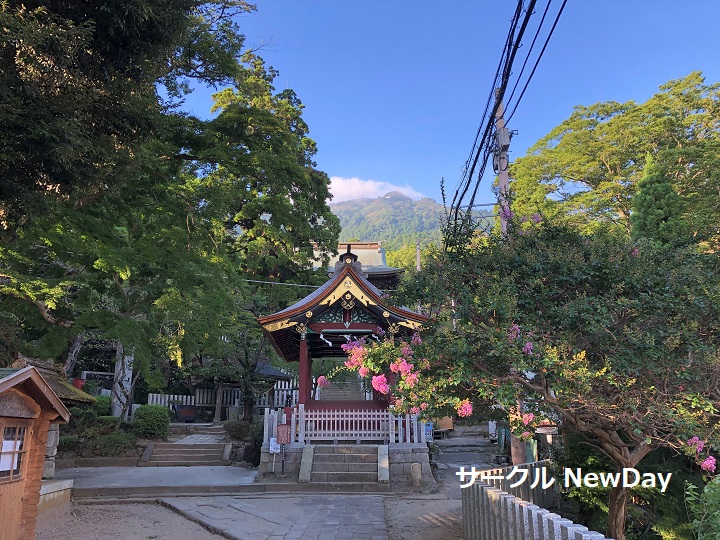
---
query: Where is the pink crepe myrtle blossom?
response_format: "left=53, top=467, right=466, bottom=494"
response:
left=522, top=413, right=535, bottom=426
left=499, top=206, right=513, bottom=222
left=687, top=436, right=705, bottom=453
left=457, top=399, right=473, bottom=418
left=401, top=344, right=413, bottom=358
left=372, top=374, right=390, bottom=394
left=507, top=324, right=521, bottom=341
left=317, top=376, right=330, bottom=388
left=701, top=455, right=716, bottom=473
left=411, top=333, right=422, bottom=345
left=630, top=248, right=639, bottom=257
left=358, top=367, right=370, bottom=377
left=410, top=406, right=421, bottom=415
left=403, top=372, right=419, bottom=388
left=531, top=213, right=542, bottom=223
left=521, top=431, right=533, bottom=441
left=420, top=402, right=428, bottom=411
left=522, top=342, right=534, bottom=355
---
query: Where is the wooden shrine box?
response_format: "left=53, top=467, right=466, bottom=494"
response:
left=0, top=367, right=70, bottom=540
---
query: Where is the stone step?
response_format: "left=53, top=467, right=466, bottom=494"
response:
left=313, top=453, right=378, bottom=464
left=302, top=482, right=391, bottom=493
left=312, top=462, right=377, bottom=473
left=153, top=443, right=225, bottom=451
left=139, top=459, right=231, bottom=467
left=150, top=453, right=224, bottom=461
left=152, top=446, right=225, bottom=456
left=313, top=445, right=378, bottom=454
left=310, top=471, right=377, bottom=483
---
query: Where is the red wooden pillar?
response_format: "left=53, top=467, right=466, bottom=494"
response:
left=298, top=335, right=310, bottom=405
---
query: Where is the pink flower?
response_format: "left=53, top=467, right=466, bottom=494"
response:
left=457, top=399, right=473, bottom=418
left=521, top=431, right=532, bottom=441
left=372, top=374, right=390, bottom=395
left=376, top=326, right=386, bottom=337
left=358, top=367, right=369, bottom=377
left=420, top=402, right=428, bottom=411
left=401, top=344, right=413, bottom=358
left=317, top=376, right=330, bottom=388
left=507, top=324, right=521, bottom=341
left=687, top=436, right=705, bottom=453
left=701, top=456, right=716, bottom=473
left=631, top=248, right=639, bottom=257
left=499, top=206, right=513, bottom=222
left=411, top=333, right=422, bottom=345
left=522, top=413, right=535, bottom=426
left=403, top=372, right=419, bottom=388
left=522, top=342, right=533, bottom=355
left=531, top=213, right=542, bottom=223
left=410, top=406, right=420, bottom=415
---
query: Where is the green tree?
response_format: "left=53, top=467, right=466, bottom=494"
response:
left=403, top=219, right=720, bottom=540
left=631, top=154, right=688, bottom=246
left=510, top=72, right=720, bottom=246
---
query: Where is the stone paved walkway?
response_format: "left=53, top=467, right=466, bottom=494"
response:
left=161, top=495, right=389, bottom=540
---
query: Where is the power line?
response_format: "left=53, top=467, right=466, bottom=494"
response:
left=505, top=0, right=568, bottom=124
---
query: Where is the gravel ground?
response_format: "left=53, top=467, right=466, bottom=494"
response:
left=36, top=504, right=224, bottom=540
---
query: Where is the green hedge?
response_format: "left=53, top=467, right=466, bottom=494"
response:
left=132, top=405, right=171, bottom=439
left=223, top=420, right=250, bottom=440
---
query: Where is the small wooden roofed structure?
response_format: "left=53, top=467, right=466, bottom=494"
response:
left=0, top=367, right=70, bottom=540
left=257, top=247, right=430, bottom=408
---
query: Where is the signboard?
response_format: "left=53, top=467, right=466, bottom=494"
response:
left=0, top=389, right=40, bottom=419
left=423, top=421, right=433, bottom=441
left=276, top=424, right=291, bottom=445
left=269, top=437, right=281, bottom=454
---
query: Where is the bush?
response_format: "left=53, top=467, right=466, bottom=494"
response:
left=132, top=405, right=171, bottom=439
left=92, top=395, right=112, bottom=416
left=58, top=435, right=79, bottom=451
left=224, top=420, right=251, bottom=440
left=89, top=432, right=137, bottom=457
left=686, top=478, right=720, bottom=539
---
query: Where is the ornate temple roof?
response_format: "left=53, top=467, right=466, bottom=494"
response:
left=258, top=248, right=429, bottom=362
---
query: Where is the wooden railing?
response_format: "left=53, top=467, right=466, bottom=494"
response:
left=263, top=405, right=427, bottom=445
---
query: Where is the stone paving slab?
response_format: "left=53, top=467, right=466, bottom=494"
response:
left=55, top=466, right=257, bottom=489
left=160, top=495, right=389, bottom=540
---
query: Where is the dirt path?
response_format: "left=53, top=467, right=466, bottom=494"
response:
left=36, top=504, right=224, bottom=540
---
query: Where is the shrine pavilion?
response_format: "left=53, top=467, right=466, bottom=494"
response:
left=256, top=249, right=435, bottom=486
left=257, top=246, right=430, bottom=412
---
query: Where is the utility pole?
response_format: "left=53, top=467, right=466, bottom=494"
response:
left=495, top=89, right=527, bottom=465
left=494, top=89, right=511, bottom=235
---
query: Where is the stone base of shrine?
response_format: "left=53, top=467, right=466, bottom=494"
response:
left=257, top=443, right=435, bottom=488
left=258, top=445, right=305, bottom=478
left=389, top=444, right=435, bottom=489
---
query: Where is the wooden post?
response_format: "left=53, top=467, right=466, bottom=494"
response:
left=298, top=335, right=310, bottom=405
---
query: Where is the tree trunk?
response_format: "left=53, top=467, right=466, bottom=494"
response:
left=63, top=331, right=86, bottom=378
left=214, top=381, right=224, bottom=423
left=608, top=483, right=629, bottom=540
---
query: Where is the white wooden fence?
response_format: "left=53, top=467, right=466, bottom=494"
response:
left=147, top=387, right=242, bottom=409
left=462, top=461, right=611, bottom=540
left=263, top=405, right=427, bottom=445
left=254, top=379, right=298, bottom=408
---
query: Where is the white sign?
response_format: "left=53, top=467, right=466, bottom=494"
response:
left=269, top=437, right=281, bottom=454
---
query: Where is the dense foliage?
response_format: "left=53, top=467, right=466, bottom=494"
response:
left=510, top=72, right=720, bottom=247
left=399, top=216, right=720, bottom=539
left=0, top=1, right=339, bottom=413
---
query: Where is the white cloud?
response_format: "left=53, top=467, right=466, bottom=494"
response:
left=328, top=176, right=424, bottom=203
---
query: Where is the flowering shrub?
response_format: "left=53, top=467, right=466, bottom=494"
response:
left=316, top=376, right=330, bottom=388
left=337, top=330, right=469, bottom=418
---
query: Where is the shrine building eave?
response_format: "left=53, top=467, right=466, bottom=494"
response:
left=257, top=262, right=430, bottom=363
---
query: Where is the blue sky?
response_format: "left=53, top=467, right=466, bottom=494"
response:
left=183, top=1, right=720, bottom=205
